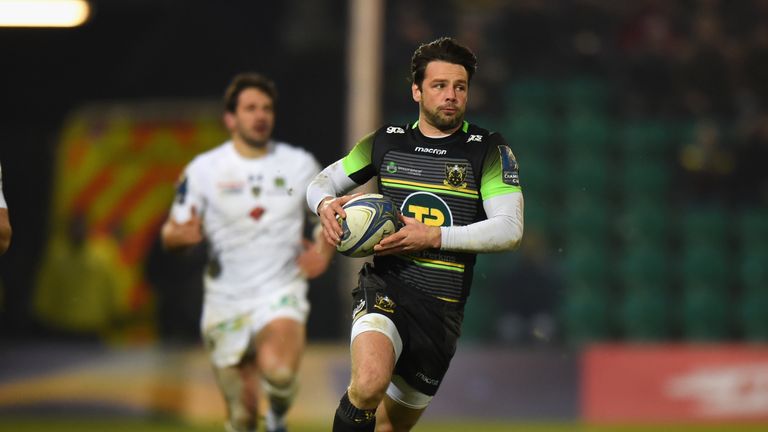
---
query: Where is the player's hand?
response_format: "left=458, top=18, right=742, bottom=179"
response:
left=317, top=194, right=362, bottom=246
left=297, top=238, right=333, bottom=279
left=373, top=214, right=441, bottom=255
left=161, top=206, right=204, bottom=250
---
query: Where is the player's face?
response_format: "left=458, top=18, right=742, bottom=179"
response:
left=412, top=61, right=468, bottom=133
left=228, top=87, right=275, bottom=148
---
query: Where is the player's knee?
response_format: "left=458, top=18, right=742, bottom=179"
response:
left=262, top=365, right=295, bottom=389
left=349, top=377, right=388, bottom=409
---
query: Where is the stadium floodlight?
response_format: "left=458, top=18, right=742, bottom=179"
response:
left=0, top=0, right=90, bottom=28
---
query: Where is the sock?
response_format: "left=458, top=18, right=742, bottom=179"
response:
left=332, top=391, right=376, bottom=432
left=265, top=410, right=285, bottom=431
left=261, top=377, right=297, bottom=430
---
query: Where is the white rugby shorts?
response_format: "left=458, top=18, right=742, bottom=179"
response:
left=202, top=281, right=309, bottom=368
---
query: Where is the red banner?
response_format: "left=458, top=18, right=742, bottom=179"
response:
left=582, top=344, right=768, bottom=423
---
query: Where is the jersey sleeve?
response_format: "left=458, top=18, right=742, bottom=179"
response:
left=170, top=160, right=205, bottom=223
left=341, top=132, right=377, bottom=184
left=479, top=133, right=522, bottom=200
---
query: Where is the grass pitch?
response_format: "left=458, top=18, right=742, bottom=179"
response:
left=1, top=418, right=767, bottom=432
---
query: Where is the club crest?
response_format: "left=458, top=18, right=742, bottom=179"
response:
left=444, top=163, right=468, bottom=188
left=374, top=293, right=395, bottom=313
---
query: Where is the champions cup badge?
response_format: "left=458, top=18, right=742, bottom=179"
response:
left=444, top=163, right=468, bottom=188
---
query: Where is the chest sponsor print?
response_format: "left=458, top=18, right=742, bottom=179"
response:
left=400, top=192, right=453, bottom=227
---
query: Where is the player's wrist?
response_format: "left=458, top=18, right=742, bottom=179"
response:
left=431, top=226, right=442, bottom=249
left=317, top=196, right=336, bottom=214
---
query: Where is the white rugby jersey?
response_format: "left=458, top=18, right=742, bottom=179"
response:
left=170, top=140, right=321, bottom=307
left=0, top=162, right=6, bottom=208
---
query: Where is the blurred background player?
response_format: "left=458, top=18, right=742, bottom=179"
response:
left=0, top=161, right=11, bottom=255
left=161, top=73, right=333, bottom=432
left=307, top=37, right=524, bottom=431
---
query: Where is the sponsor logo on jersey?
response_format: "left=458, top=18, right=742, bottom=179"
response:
left=386, top=126, right=405, bottom=134
left=249, top=206, right=265, bottom=220
left=414, top=146, right=447, bottom=155
left=444, top=163, right=468, bottom=188
left=251, top=186, right=261, bottom=197
left=274, top=177, right=286, bottom=188
left=467, top=134, right=483, bottom=143
left=217, top=181, right=245, bottom=194
left=401, top=192, right=453, bottom=227
left=383, top=160, right=423, bottom=176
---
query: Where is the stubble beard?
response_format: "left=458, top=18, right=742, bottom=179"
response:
left=422, top=103, right=464, bottom=133
left=238, top=125, right=270, bottom=149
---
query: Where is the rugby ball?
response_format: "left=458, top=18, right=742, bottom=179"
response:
left=337, top=193, right=400, bottom=257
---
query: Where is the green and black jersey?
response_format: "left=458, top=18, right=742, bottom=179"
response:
left=342, top=120, right=521, bottom=303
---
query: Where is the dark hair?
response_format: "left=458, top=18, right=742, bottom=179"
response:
left=223, top=73, right=278, bottom=113
left=410, top=37, right=477, bottom=88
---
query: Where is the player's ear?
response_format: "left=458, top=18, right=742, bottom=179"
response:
left=223, top=111, right=236, bottom=131
left=412, top=83, right=422, bottom=102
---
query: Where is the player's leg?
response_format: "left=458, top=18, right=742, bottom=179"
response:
left=375, top=394, right=425, bottom=432
left=213, top=354, right=260, bottom=432
left=333, top=330, right=396, bottom=432
left=375, top=375, right=432, bottom=432
left=202, top=311, right=261, bottom=432
left=256, top=317, right=305, bottom=432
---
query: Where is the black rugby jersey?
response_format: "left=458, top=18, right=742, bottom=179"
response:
left=341, top=120, right=521, bottom=302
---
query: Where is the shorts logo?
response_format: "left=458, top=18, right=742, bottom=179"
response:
left=373, top=293, right=395, bottom=313
left=416, top=372, right=440, bottom=386
left=386, top=161, right=397, bottom=173
left=401, top=192, right=453, bottom=227
left=352, top=298, right=366, bottom=320
left=386, top=126, right=405, bottom=134
left=444, top=163, right=468, bottom=189
left=274, top=293, right=299, bottom=310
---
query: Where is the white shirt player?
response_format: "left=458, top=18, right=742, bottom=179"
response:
left=171, top=140, right=321, bottom=314
left=0, top=162, right=6, bottom=209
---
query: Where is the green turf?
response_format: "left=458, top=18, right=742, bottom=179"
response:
left=1, top=419, right=767, bottom=432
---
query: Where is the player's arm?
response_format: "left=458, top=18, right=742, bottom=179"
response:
left=439, top=193, right=523, bottom=252
left=0, top=208, right=10, bottom=255
left=306, top=132, right=375, bottom=246
left=296, top=214, right=335, bottom=279
left=441, top=140, right=523, bottom=252
left=0, top=165, right=10, bottom=255
left=296, top=157, right=336, bottom=278
left=161, top=169, right=205, bottom=251
left=161, top=206, right=203, bottom=250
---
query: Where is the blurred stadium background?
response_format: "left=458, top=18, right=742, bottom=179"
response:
left=1, top=0, right=768, bottom=430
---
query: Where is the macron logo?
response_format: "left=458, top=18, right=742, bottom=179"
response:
left=386, top=126, right=405, bottom=134
left=414, top=146, right=447, bottom=155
